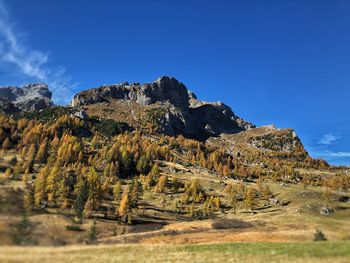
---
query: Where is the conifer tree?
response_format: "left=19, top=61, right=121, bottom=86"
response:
left=130, top=180, right=143, bottom=208
left=136, top=155, right=149, bottom=174
left=83, top=199, right=93, bottom=218
left=101, top=178, right=110, bottom=196
left=74, top=177, right=88, bottom=220
left=34, top=166, right=49, bottom=207
left=2, top=137, right=11, bottom=149
left=121, top=151, right=133, bottom=176
left=154, top=175, right=167, bottom=193
left=27, top=144, right=37, bottom=162
left=36, top=138, right=49, bottom=164
left=222, top=165, right=230, bottom=177
left=86, top=167, right=102, bottom=209
left=88, top=220, right=97, bottom=243
left=119, top=185, right=130, bottom=217
left=113, top=181, right=121, bottom=202
left=57, top=177, right=70, bottom=208
left=77, top=151, right=84, bottom=162
left=261, top=185, right=272, bottom=204
left=244, top=187, right=257, bottom=211
left=46, top=165, right=61, bottom=204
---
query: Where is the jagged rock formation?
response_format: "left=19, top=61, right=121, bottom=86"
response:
left=0, top=84, right=53, bottom=112
left=72, top=76, right=255, bottom=140
left=0, top=97, right=20, bottom=114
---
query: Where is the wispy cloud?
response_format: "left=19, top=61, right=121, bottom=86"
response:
left=313, top=150, right=350, bottom=159
left=317, top=133, right=340, bottom=145
left=0, top=0, right=77, bottom=104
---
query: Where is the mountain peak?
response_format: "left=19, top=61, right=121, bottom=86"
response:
left=71, top=77, right=255, bottom=140
left=0, top=83, right=53, bottom=112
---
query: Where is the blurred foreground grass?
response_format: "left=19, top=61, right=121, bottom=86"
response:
left=0, top=242, right=350, bottom=263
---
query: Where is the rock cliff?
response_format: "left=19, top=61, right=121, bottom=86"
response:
left=71, top=76, right=255, bottom=139
left=0, top=84, right=53, bottom=112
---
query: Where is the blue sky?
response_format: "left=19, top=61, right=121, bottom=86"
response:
left=0, top=0, right=349, bottom=165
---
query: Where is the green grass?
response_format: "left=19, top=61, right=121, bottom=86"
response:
left=0, top=242, right=349, bottom=263
left=182, top=242, right=350, bottom=258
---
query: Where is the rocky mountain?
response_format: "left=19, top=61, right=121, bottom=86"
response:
left=72, top=76, right=255, bottom=140
left=0, top=77, right=307, bottom=154
left=0, top=84, right=53, bottom=112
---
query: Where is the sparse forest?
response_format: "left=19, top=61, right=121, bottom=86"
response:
left=0, top=111, right=349, bottom=246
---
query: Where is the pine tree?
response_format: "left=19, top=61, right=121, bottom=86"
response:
left=130, top=180, right=143, bottom=208
left=222, top=165, right=230, bottom=177
left=27, top=144, right=37, bottom=162
left=83, top=199, right=93, bottom=218
left=121, top=151, right=133, bottom=176
left=88, top=220, right=97, bottom=243
left=74, top=177, right=88, bottom=220
left=77, top=151, right=84, bottom=162
left=34, top=166, right=49, bottom=207
left=57, top=177, right=69, bottom=208
left=186, top=178, right=202, bottom=202
left=2, top=137, right=11, bottom=149
left=86, top=167, right=102, bottom=209
left=46, top=165, right=61, bottom=204
left=230, top=190, right=238, bottom=213
left=119, top=185, right=130, bottom=217
left=113, top=181, right=121, bottom=202
left=51, top=135, right=60, bottom=152
left=154, top=175, right=167, bottom=193
left=150, top=163, right=159, bottom=177
left=136, top=155, right=149, bottom=174
left=261, top=185, right=272, bottom=204
left=244, top=187, right=257, bottom=211
left=36, top=138, right=49, bottom=164
left=91, top=134, right=100, bottom=149
left=170, top=177, right=182, bottom=193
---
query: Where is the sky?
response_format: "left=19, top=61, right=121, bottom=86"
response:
left=0, top=0, right=349, bottom=165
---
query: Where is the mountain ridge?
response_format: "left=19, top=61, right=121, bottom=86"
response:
left=71, top=76, right=255, bottom=140
left=0, top=83, right=53, bottom=112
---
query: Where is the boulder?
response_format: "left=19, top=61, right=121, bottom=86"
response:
left=320, top=206, right=334, bottom=216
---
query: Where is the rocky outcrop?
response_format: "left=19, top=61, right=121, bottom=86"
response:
left=72, top=77, right=190, bottom=110
left=0, top=98, right=19, bottom=114
left=72, top=76, right=255, bottom=140
left=0, top=84, right=53, bottom=112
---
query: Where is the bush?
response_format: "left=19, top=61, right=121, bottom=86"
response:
left=212, top=219, right=252, bottom=229
left=65, top=225, right=83, bottom=232
left=89, top=117, right=131, bottom=137
left=314, top=229, right=327, bottom=241
left=88, top=220, right=97, bottom=243
left=9, top=156, right=17, bottom=166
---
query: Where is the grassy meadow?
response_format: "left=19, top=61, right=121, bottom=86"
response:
left=0, top=242, right=350, bottom=263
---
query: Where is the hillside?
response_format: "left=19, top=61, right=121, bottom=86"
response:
left=0, top=77, right=349, bottom=248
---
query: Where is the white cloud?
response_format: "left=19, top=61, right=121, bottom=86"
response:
left=0, top=0, right=77, bottom=104
left=313, top=150, right=350, bottom=159
left=317, top=133, right=340, bottom=145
